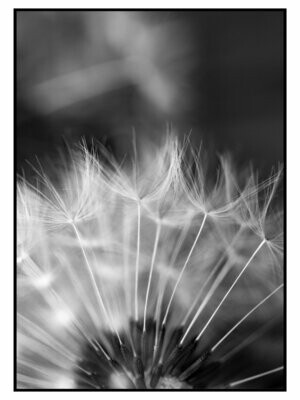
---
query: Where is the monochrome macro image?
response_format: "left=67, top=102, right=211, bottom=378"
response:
left=16, top=9, right=285, bottom=391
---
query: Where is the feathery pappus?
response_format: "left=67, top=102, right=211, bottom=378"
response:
left=16, top=135, right=284, bottom=390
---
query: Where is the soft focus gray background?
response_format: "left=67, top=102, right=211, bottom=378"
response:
left=17, top=10, right=285, bottom=176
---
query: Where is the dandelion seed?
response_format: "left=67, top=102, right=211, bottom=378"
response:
left=228, top=366, right=284, bottom=388
left=17, top=136, right=284, bottom=390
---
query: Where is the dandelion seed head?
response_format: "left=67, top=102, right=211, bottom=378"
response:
left=17, top=135, right=284, bottom=389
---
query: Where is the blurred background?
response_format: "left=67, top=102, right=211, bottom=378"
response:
left=16, top=10, right=285, bottom=176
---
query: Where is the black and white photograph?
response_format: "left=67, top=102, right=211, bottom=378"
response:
left=15, top=9, right=286, bottom=391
